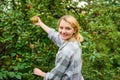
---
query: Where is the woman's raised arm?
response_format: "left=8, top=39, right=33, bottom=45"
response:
left=31, top=16, right=51, bottom=33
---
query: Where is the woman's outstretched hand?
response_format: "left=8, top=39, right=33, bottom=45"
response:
left=30, top=16, right=51, bottom=33
left=30, top=16, right=42, bottom=26
left=33, top=68, right=46, bottom=77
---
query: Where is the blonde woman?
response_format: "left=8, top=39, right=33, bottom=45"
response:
left=33, top=15, right=84, bottom=80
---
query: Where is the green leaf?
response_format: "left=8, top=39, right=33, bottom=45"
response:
left=15, top=74, right=21, bottom=80
left=9, top=72, right=15, bottom=78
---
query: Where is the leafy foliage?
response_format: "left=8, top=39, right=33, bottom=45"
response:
left=0, top=0, right=120, bottom=80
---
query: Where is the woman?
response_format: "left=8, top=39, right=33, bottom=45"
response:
left=33, top=15, right=84, bottom=80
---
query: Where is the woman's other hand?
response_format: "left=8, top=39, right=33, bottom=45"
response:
left=33, top=68, right=46, bottom=77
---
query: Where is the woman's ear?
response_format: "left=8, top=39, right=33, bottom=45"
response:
left=73, top=29, right=77, bottom=34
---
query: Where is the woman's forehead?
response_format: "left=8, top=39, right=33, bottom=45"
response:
left=59, top=19, right=71, bottom=26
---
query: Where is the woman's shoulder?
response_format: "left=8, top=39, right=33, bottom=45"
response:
left=62, top=41, right=80, bottom=56
left=67, top=41, right=80, bottom=49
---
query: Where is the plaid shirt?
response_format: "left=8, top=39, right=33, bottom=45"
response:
left=44, top=29, right=84, bottom=80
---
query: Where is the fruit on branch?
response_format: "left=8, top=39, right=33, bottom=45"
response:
left=30, top=43, right=34, bottom=49
left=30, top=16, right=39, bottom=23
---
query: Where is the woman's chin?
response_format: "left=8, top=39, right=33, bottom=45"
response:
left=62, top=37, right=70, bottom=41
left=61, top=37, right=67, bottom=40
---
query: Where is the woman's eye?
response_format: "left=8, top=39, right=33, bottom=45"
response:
left=59, top=26, right=63, bottom=29
left=66, top=27, right=71, bottom=30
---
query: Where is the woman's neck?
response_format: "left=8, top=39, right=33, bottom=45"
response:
left=63, top=37, right=76, bottom=42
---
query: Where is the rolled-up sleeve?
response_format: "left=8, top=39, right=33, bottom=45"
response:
left=44, top=54, right=71, bottom=80
left=48, top=29, right=63, bottom=47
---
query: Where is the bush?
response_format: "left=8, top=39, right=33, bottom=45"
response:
left=0, top=0, right=120, bottom=80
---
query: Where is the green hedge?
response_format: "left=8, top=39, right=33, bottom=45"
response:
left=0, top=0, right=120, bottom=80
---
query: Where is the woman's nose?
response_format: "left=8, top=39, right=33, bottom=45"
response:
left=61, top=29, right=66, bottom=33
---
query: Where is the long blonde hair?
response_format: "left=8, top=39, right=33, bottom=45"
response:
left=58, top=15, right=84, bottom=43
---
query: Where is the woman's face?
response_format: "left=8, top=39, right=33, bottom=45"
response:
left=58, top=19, right=75, bottom=41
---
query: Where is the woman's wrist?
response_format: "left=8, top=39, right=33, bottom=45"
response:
left=40, top=72, right=46, bottom=77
